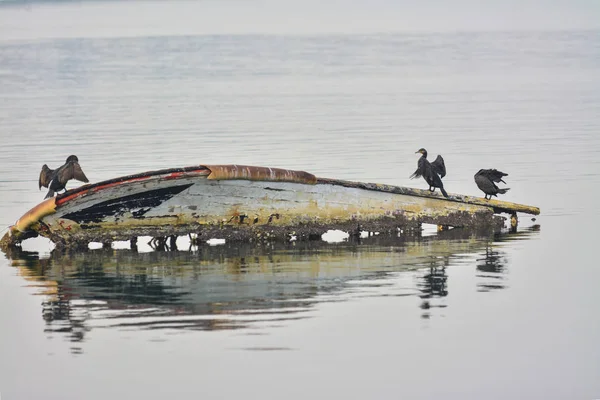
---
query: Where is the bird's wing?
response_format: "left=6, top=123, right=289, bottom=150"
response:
left=428, top=164, right=444, bottom=187
left=410, top=157, right=427, bottom=179
left=431, top=155, right=446, bottom=178
left=58, top=161, right=90, bottom=184
left=488, top=169, right=508, bottom=184
left=39, top=164, right=53, bottom=189
left=409, top=168, right=422, bottom=179
left=475, top=173, right=494, bottom=190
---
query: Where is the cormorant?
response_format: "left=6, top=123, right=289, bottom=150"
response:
left=410, top=148, right=448, bottom=198
left=474, top=169, right=509, bottom=200
left=39, top=155, right=89, bottom=199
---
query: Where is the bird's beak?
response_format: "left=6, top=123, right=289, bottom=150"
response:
left=415, top=151, right=420, bottom=154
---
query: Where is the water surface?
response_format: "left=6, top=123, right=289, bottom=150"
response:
left=1, top=2, right=599, bottom=399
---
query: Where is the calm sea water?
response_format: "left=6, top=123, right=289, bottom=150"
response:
left=1, top=2, right=600, bottom=399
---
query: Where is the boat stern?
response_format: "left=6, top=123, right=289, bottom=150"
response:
left=0, top=197, right=57, bottom=250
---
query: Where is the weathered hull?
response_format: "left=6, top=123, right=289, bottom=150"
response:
left=1, top=164, right=540, bottom=249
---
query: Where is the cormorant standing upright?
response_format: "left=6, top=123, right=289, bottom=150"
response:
left=410, top=148, right=448, bottom=198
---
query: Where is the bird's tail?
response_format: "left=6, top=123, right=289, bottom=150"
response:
left=440, top=187, right=449, bottom=198
left=498, top=188, right=510, bottom=195
left=44, top=189, right=55, bottom=199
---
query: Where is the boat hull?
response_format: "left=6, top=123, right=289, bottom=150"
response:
left=1, top=164, right=540, bottom=248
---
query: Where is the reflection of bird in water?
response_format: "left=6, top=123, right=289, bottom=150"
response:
left=42, top=285, right=89, bottom=347
left=410, top=148, right=448, bottom=197
left=417, top=262, right=448, bottom=319
left=39, top=155, right=89, bottom=199
left=418, top=264, right=449, bottom=299
left=477, top=246, right=506, bottom=275
left=476, top=245, right=508, bottom=292
left=42, top=298, right=71, bottom=323
left=474, top=169, right=509, bottom=200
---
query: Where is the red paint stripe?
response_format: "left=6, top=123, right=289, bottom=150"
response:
left=164, top=172, right=186, bottom=180
left=56, top=176, right=150, bottom=205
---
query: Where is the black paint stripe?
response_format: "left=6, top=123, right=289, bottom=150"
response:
left=56, top=166, right=209, bottom=202
left=62, top=184, right=194, bottom=224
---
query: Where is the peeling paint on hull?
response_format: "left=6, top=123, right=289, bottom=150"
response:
left=1, top=164, right=540, bottom=250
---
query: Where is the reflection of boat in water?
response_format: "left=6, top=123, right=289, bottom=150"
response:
left=5, top=226, right=540, bottom=349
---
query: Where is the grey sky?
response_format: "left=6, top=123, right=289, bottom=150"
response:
left=0, top=0, right=599, bottom=41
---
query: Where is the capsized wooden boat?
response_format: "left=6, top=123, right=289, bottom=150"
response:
left=0, top=164, right=540, bottom=250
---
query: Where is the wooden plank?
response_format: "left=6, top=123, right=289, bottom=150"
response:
left=318, top=178, right=540, bottom=215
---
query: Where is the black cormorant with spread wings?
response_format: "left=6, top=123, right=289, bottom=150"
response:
left=39, top=155, right=89, bottom=199
left=410, top=148, right=448, bottom=198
